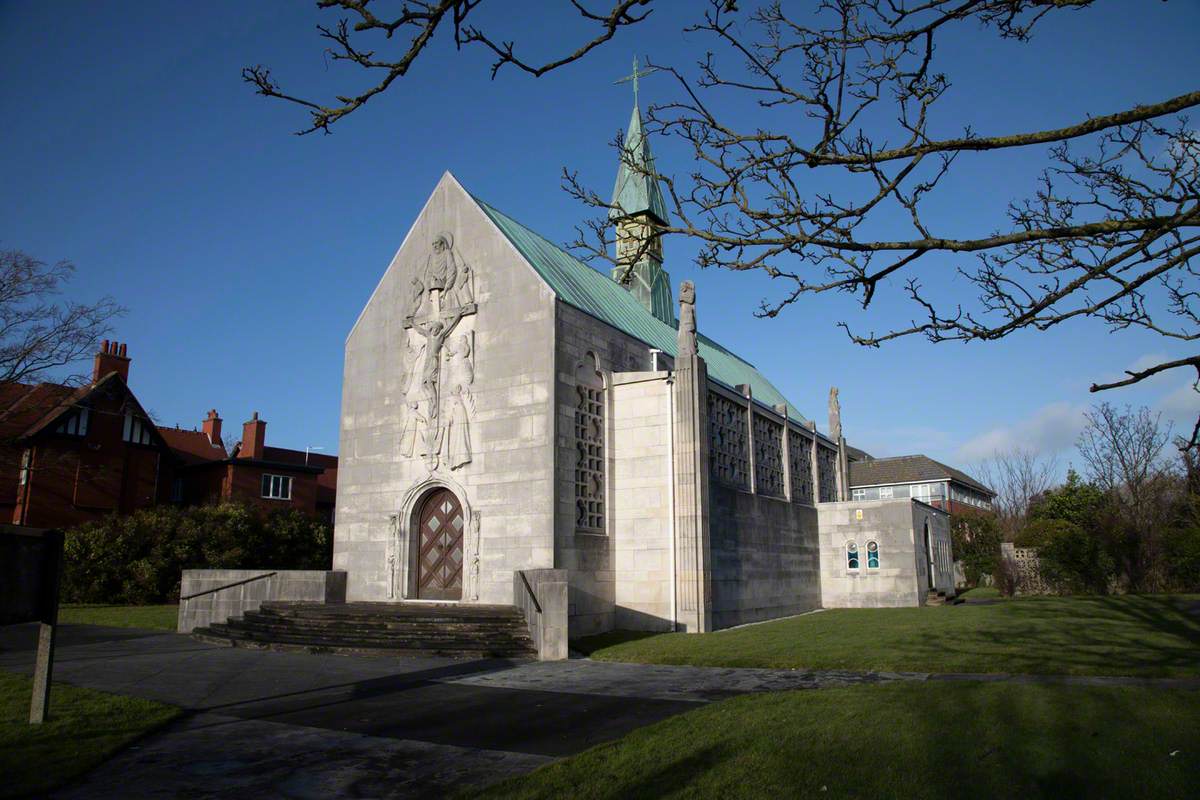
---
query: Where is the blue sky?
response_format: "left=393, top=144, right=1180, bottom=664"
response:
left=2, top=1, right=1198, bottom=474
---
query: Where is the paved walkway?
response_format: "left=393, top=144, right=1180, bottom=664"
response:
left=1, top=623, right=1196, bottom=798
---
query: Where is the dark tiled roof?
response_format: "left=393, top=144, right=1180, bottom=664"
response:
left=845, top=444, right=873, bottom=462
left=849, top=454, right=993, bottom=495
left=0, top=382, right=74, bottom=441
left=159, top=427, right=227, bottom=465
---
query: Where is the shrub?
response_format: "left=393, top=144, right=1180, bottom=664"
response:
left=1161, top=523, right=1200, bottom=592
left=1034, top=520, right=1116, bottom=595
left=951, top=512, right=1002, bottom=587
left=61, top=503, right=331, bottom=605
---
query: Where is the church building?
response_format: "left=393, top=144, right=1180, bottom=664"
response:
left=332, top=100, right=955, bottom=638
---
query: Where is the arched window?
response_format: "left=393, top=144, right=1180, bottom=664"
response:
left=867, top=540, right=879, bottom=569
left=574, top=354, right=605, bottom=534
left=847, top=541, right=859, bottom=570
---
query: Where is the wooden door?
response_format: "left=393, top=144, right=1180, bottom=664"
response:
left=416, top=488, right=465, bottom=600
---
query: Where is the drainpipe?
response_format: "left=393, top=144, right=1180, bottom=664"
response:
left=666, top=372, right=677, bottom=631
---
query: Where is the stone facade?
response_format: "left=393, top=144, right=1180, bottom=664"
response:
left=335, top=173, right=557, bottom=605
left=816, top=500, right=953, bottom=608
left=333, top=170, right=958, bottom=646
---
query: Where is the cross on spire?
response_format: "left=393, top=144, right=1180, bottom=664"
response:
left=614, top=55, right=659, bottom=107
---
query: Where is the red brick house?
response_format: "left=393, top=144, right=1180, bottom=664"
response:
left=0, top=342, right=173, bottom=528
left=162, top=411, right=338, bottom=523
left=0, top=340, right=338, bottom=528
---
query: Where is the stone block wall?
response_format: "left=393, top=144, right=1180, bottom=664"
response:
left=709, top=484, right=822, bottom=627
left=177, top=569, right=346, bottom=633
left=334, top=174, right=557, bottom=604
left=817, top=500, right=925, bottom=607
left=610, top=372, right=674, bottom=631
left=553, top=303, right=659, bottom=636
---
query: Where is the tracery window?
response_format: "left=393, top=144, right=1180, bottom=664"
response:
left=847, top=541, right=860, bottom=570
left=575, top=357, right=605, bottom=533
left=788, top=429, right=814, bottom=504
left=752, top=413, right=785, bottom=498
left=817, top=445, right=838, bottom=502
left=708, top=392, right=749, bottom=490
left=867, top=540, right=880, bottom=569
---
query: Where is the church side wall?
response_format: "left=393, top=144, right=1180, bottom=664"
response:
left=708, top=485, right=822, bottom=628
left=335, top=176, right=557, bottom=604
left=816, top=499, right=923, bottom=608
left=610, top=372, right=674, bottom=631
left=554, top=302, right=658, bottom=637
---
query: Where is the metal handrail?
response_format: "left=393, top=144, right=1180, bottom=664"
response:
left=518, top=571, right=542, bottom=615
left=180, top=571, right=277, bottom=601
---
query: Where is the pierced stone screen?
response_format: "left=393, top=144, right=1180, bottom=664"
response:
left=708, top=392, right=749, bottom=490
left=788, top=429, right=814, bottom=505
left=817, top=445, right=838, bottom=502
left=753, top=414, right=785, bottom=498
left=575, top=384, right=605, bottom=532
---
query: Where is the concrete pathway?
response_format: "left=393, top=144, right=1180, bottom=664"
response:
left=2, top=623, right=1196, bottom=798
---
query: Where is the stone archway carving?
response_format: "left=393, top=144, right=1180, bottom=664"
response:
left=391, top=475, right=480, bottom=601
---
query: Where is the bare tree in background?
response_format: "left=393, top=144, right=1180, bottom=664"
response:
left=247, top=1, right=1200, bottom=448
left=0, top=249, right=123, bottom=388
left=1077, top=401, right=1176, bottom=589
left=975, top=447, right=1059, bottom=539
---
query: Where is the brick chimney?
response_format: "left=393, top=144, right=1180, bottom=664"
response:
left=240, top=412, right=265, bottom=460
left=93, top=340, right=130, bottom=384
left=202, top=409, right=222, bottom=446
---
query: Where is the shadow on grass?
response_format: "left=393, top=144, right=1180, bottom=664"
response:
left=572, top=630, right=666, bottom=656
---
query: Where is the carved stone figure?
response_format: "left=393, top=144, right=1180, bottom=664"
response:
left=453, top=260, right=475, bottom=307
left=678, top=280, right=698, bottom=355
left=828, top=386, right=842, bottom=442
left=406, top=274, right=427, bottom=320
left=469, top=512, right=481, bottom=601
left=425, top=233, right=458, bottom=293
left=400, top=234, right=479, bottom=471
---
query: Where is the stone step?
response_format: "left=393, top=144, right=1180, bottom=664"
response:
left=192, top=601, right=537, bottom=660
left=192, top=628, right=534, bottom=659
left=244, top=614, right=525, bottom=633
left=221, top=621, right=532, bottom=646
left=205, top=622, right=531, bottom=650
left=241, top=612, right=528, bottom=633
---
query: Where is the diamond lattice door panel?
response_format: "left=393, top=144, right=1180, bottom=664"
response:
left=417, top=488, right=464, bottom=600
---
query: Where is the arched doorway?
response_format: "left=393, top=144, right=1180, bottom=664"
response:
left=416, top=488, right=465, bottom=600
left=924, top=519, right=935, bottom=590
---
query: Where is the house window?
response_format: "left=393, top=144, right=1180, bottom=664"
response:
left=55, top=407, right=89, bottom=437
left=122, top=411, right=153, bottom=445
left=851, top=488, right=866, bottom=500
left=261, top=474, right=292, bottom=500
left=170, top=477, right=184, bottom=502
left=847, top=541, right=859, bottom=570
left=18, top=450, right=31, bottom=486
left=867, top=540, right=879, bottom=569
left=879, top=486, right=893, bottom=499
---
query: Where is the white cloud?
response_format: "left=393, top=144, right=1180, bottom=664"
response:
left=955, top=401, right=1088, bottom=463
left=1158, top=380, right=1200, bottom=439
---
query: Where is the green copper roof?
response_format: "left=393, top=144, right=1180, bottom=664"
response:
left=610, top=105, right=670, bottom=223
left=472, top=194, right=807, bottom=424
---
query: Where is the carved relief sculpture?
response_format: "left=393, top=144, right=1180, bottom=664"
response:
left=469, top=512, right=481, bottom=601
left=443, top=333, right=475, bottom=470
left=398, top=234, right=479, bottom=471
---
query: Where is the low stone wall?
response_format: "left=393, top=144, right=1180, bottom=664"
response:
left=514, top=568, right=568, bottom=661
left=177, top=570, right=347, bottom=633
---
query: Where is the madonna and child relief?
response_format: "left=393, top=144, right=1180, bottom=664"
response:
left=397, top=233, right=477, bottom=471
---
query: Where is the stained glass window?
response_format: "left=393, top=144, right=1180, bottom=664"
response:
left=847, top=541, right=859, bottom=570
left=867, top=540, right=879, bottom=569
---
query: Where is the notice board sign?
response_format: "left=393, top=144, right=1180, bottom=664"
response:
left=0, top=525, right=64, bottom=626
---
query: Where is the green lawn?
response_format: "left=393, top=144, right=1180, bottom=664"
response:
left=0, top=672, right=180, bottom=799
left=576, top=595, right=1200, bottom=677
left=473, top=682, right=1200, bottom=799
left=58, top=604, right=179, bottom=632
